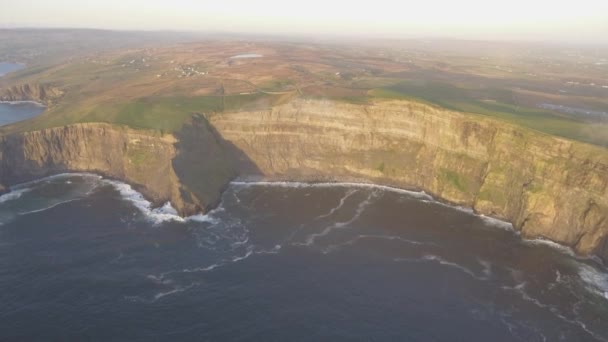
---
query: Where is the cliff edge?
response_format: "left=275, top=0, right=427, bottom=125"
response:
left=210, top=99, right=608, bottom=259
left=0, top=120, right=239, bottom=216
left=0, top=98, right=606, bottom=260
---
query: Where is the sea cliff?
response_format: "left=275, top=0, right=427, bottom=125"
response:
left=0, top=83, right=63, bottom=105
left=0, top=120, right=238, bottom=216
left=0, top=98, right=607, bottom=259
left=210, top=99, right=608, bottom=259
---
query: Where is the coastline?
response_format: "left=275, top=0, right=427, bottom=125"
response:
left=2, top=171, right=597, bottom=263
left=0, top=100, right=45, bottom=107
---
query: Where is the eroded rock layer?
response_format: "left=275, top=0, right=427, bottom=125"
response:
left=0, top=98, right=607, bottom=259
left=0, top=83, right=64, bottom=105
left=210, top=99, right=608, bottom=258
left=0, top=122, right=237, bottom=216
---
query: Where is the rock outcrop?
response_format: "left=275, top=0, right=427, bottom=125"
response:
left=0, top=83, right=63, bottom=105
left=209, top=99, right=608, bottom=259
left=0, top=98, right=607, bottom=260
left=0, top=121, right=238, bottom=215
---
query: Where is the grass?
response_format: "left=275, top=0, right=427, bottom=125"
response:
left=78, top=93, right=286, bottom=132
left=377, top=162, right=385, bottom=173
left=2, top=92, right=285, bottom=134
left=369, top=80, right=608, bottom=147
left=3, top=41, right=606, bottom=148
left=79, top=96, right=223, bottom=131
left=442, top=169, right=469, bottom=193
left=257, top=79, right=294, bottom=92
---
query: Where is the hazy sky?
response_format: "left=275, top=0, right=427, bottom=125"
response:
left=2, top=0, right=608, bottom=43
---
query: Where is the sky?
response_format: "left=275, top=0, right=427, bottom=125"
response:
left=1, top=0, right=608, bottom=43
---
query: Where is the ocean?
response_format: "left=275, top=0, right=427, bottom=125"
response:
left=1, top=174, right=608, bottom=341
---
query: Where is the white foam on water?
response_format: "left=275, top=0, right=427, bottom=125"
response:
left=10, top=173, right=102, bottom=190
left=422, top=254, right=488, bottom=280
left=0, top=173, right=106, bottom=223
left=302, top=191, right=378, bottom=246
left=478, top=259, right=493, bottom=278
left=146, top=274, right=174, bottom=285
left=0, top=100, right=45, bottom=107
left=232, top=181, right=523, bottom=239
left=187, top=208, right=223, bottom=224
left=127, top=282, right=200, bottom=303
left=501, top=281, right=608, bottom=342
left=421, top=198, right=475, bottom=214
left=0, top=188, right=30, bottom=204
left=152, top=243, right=283, bottom=287
left=17, top=198, right=83, bottom=216
left=231, top=249, right=254, bottom=262
left=231, top=181, right=433, bottom=200
left=316, top=189, right=357, bottom=219
left=556, top=270, right=563, bottom=283
left=395, top=254, right=490, bottom=281
left=152, top=283, right=199, bottom=301
left=578, top=263, right=608, bottom=300
left=523, top=238, right=576, bottom=257
left=103, top=179, right=184, bottom=225
left=479, top=214, right=515, bottom=231
left=158, top=246, right=257, bottom=280
left=255, top=245, right=282, bottom=255
left=181, top=263, right=222, bottom=274
left=2, top=174, right=195, bottom=225
left=322, top=234, right=429, bottom=254
left=502, top=281, right=554, bottom=311
left=354, top=234, right=427, bottom=246
left=186, top=213, right=219, bottom=224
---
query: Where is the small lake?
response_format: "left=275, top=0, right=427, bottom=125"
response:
left=0, top=62, right=24, bottom=77
left=230, top=54, right=263, bottom=59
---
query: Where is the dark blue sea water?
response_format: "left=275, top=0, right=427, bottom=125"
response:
left=1, top=174, right=608, bottom=341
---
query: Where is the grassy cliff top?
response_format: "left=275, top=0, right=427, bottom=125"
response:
left=1, top=39, right=607, bottom=146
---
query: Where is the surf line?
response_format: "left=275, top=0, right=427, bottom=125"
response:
left=228, top=180, right=600, bottom=260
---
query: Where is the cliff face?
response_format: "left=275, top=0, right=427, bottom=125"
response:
left=0, top=122, right=237, bottom=216
left=0, top=83, right=64, bottom=105
left=209, top=99, right=608, bottom=259
left=1, top=98, right=607, bottom=259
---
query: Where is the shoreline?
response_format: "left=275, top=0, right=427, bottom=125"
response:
left=3, top=171, right=608, bottom=303
left=1, top=170, right=605, bottom=267
left=0, top=100, right=45, bottom=107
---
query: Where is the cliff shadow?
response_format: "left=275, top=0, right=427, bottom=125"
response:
left=172, top=113, right=262, bottom=211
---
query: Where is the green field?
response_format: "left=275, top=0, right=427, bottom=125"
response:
left=4, top=92, right=286, bottom=134
left=367, top=81, right=608, bottom=147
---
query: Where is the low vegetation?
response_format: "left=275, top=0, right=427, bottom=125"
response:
left=1, top=37, right=607, bottom=147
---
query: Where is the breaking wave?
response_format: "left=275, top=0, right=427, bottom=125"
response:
left=0, top=188, right=30, bottom=203
left=102, top=180, right=184, bottom=225
left=578, top=263, right=608, bottom=300
left=231, top=181, right=433, bottom=200
left=234, top=181, right=518, bottom=234
left=523, top=238, right=576, bottom=257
